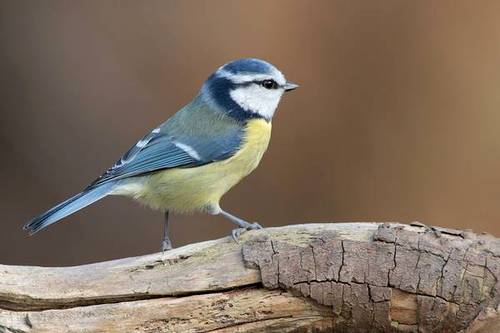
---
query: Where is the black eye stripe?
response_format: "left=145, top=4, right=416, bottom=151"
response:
left=236, top=79, right=281, bottom=89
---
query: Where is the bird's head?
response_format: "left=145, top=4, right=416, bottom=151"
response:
left=201, top=58, right=298, bottom=121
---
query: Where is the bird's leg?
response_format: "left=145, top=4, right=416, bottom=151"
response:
left=161, top=210, right=173, bottom=252
left=219, top=209, right=262, bottom=242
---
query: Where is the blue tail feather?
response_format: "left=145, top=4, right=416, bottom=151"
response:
left=24, top=183, right=115, bottom=235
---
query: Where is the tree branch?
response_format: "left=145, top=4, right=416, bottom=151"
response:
left=1, top=223, right=498, bottom=332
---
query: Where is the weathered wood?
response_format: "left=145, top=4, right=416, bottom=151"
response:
left=0, top=289, right=333, bottom=333
left=0, top=237, right=260, bottom=311
left=0, top=223, right=498, bottom=332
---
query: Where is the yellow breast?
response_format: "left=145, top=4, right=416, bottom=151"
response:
left=135, top=119, right=272, bottom=213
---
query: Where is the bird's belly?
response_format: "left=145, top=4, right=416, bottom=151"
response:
left=131, top=119, right=272, bottom=213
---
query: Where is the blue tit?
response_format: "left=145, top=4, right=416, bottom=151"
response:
left=24, top=58, right=298, bottom=250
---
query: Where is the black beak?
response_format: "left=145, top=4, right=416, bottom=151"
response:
left=284, top=81, right=299, bottom=91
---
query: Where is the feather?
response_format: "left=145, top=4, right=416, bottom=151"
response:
left=23, top=182, right=115, bottom=235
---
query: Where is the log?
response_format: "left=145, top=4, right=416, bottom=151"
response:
left=0, top=223, right=499, bottom=332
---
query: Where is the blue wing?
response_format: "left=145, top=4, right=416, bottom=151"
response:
left=88, top=125, right=243, bottom=188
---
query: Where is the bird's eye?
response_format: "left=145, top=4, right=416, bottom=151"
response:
left=261, top=79, right=278, bottom=89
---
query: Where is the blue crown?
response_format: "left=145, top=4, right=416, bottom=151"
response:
left=222, top=58, right=275, bottom=75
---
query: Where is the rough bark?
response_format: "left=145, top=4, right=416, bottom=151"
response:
left=0, top=223, right=498, bottom=332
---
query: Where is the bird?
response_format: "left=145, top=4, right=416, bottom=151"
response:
left=24, top=58, right=298, bottom=251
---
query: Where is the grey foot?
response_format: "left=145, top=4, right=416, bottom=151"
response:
left=161, top=210, right=172, bottom=252
left=161, top=238, right=173, bottom=252
left=231, top=222, right=263, bottom=242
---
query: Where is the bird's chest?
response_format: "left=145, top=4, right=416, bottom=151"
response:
left=142, top=119, right=272, bottom=211
left=219, top=118, right=272, bottom=177
left=188, top=118, right=272, bottom=191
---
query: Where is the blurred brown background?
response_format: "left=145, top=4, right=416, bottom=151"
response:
left=1, top=1, right=499, bottom=266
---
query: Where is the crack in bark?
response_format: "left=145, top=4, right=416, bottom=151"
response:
left=438, top=252, right=451, bottom=297
left=202, top=314, right=333, bottom=333
left=339, top=240, right=345, bottom=282
left=270, top=240, right=280, bottom=289
left=0, top=284, right=262, bottom=312
left=310, top=245, right=318, bottom=281
left=0, top=324, right=27, bottom=333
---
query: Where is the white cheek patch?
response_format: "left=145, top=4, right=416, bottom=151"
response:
left=230, top=85, right=284, bottom=120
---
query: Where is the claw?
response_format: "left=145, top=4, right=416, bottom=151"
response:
left=248, top=222, right=262, bottom=230
left=231, top=222, right=263, bottom=243
left=160, top=239, right=173, bottom=266
left=161, top=210, right=173, bottom=253
left=161, top=239, right=173, bottom=252
left=232, top=228, right=244, bottom=242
